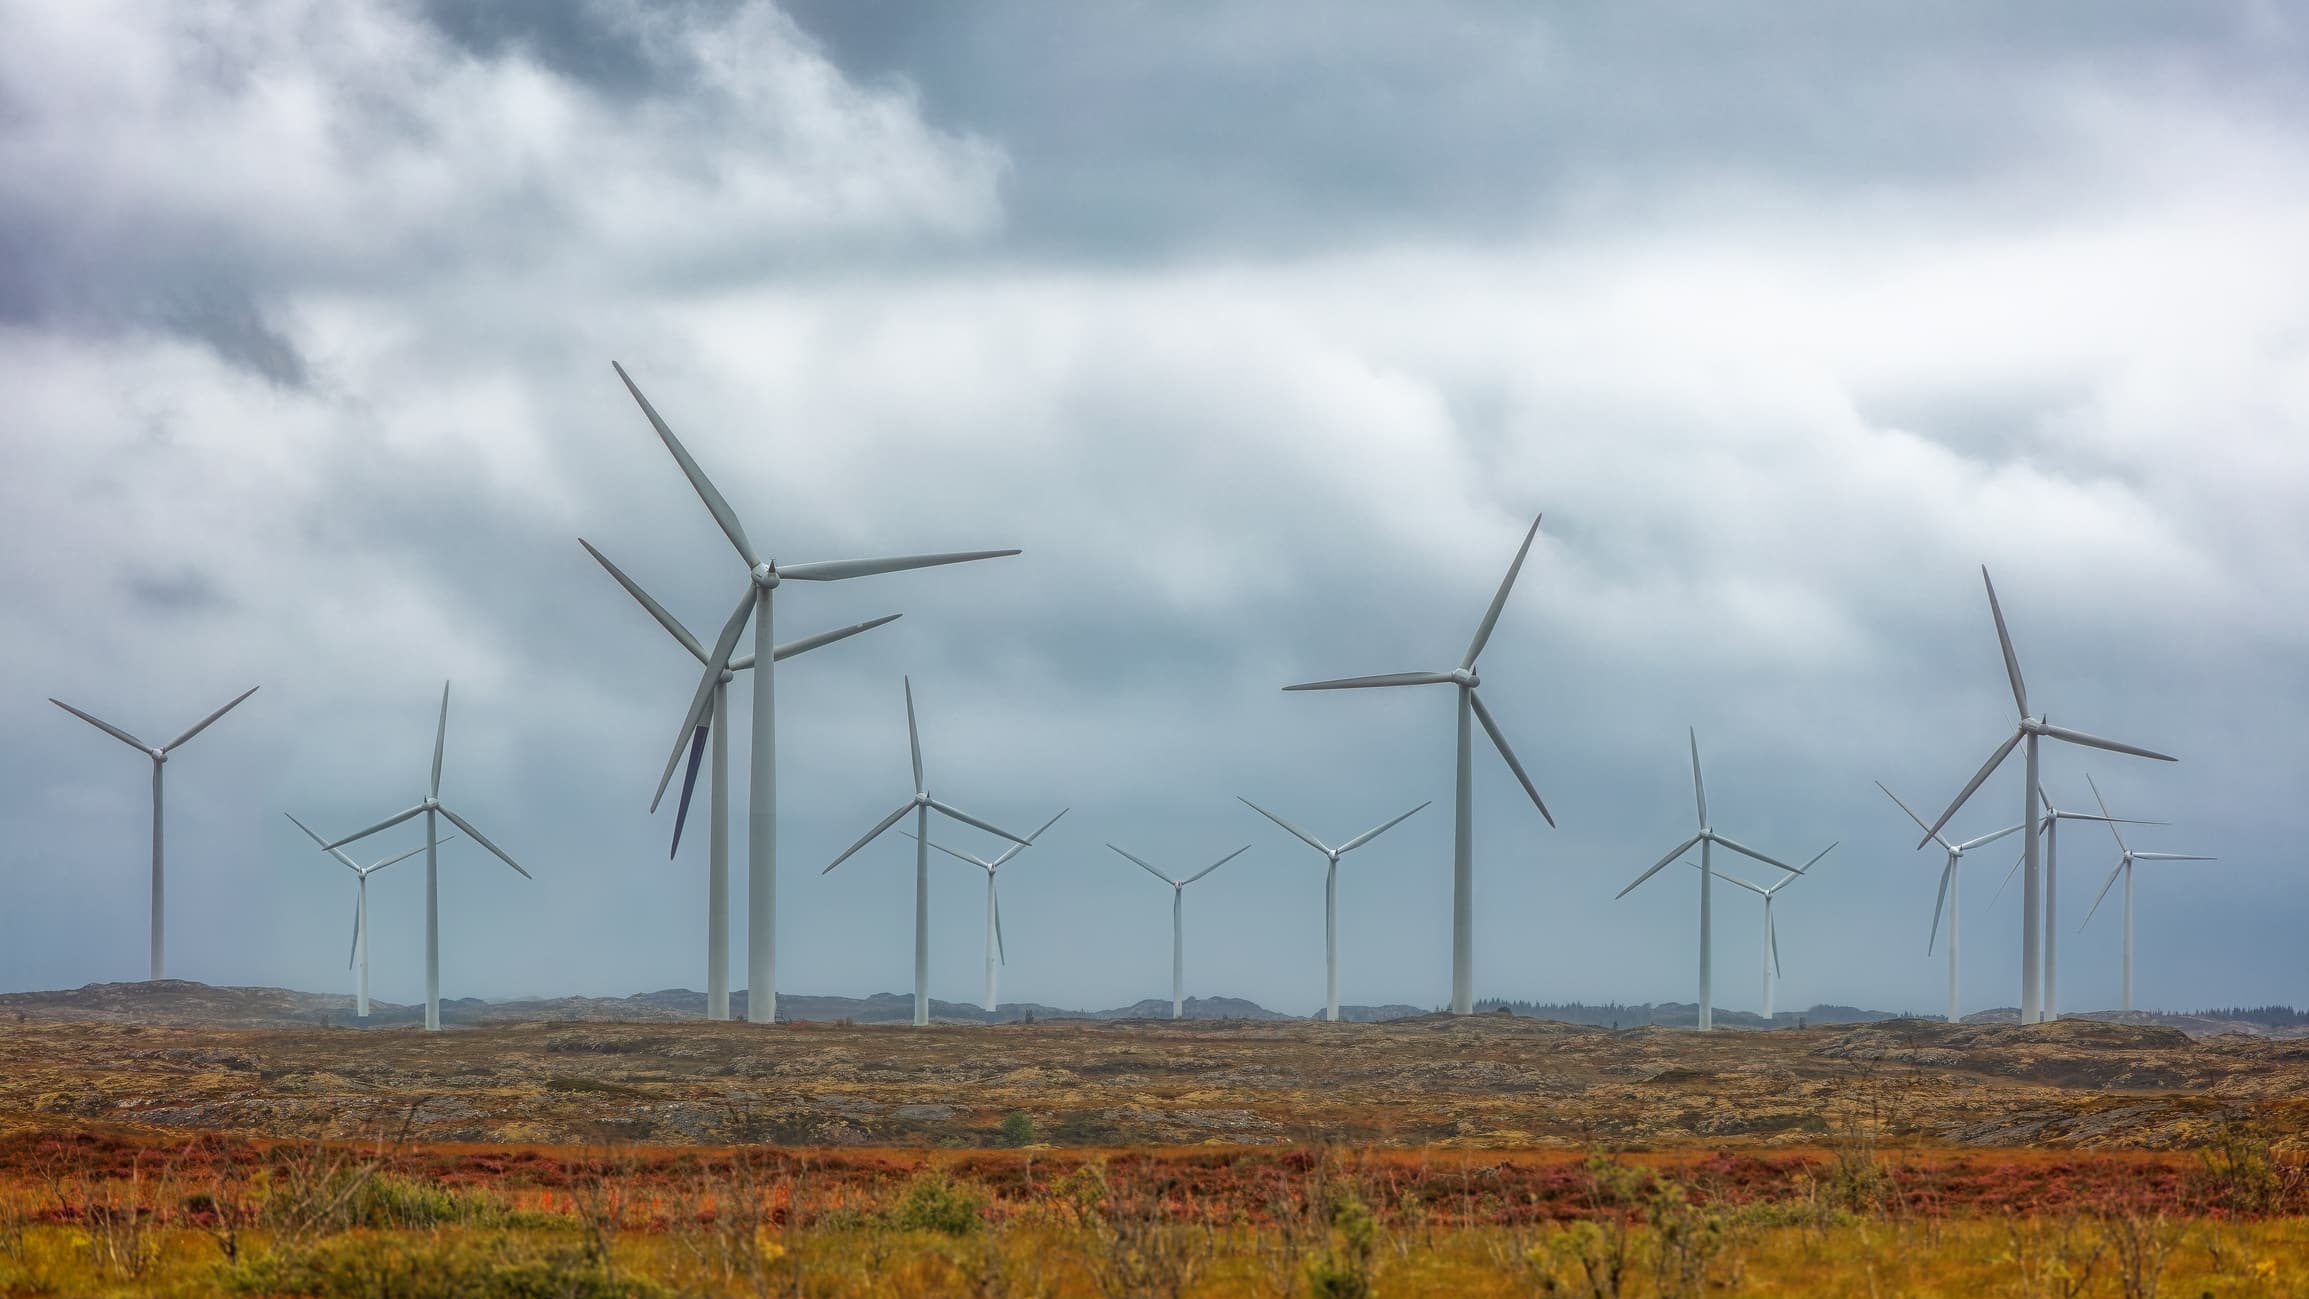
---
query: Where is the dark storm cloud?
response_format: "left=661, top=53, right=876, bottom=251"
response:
left=409, top=0, right=720, bottom=96
left=119, top=565, right=232, bottom=616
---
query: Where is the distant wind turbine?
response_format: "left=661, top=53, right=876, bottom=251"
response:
left=286, top=813, right=447, bottom=1019
left=2031, top=782, right=2151, bottom=1020
left=1238, top=797, right=1429, bottom=1021
left=611, top=361, right=1019, bottom=1023
left=579, top=539, right=898, bottom=1020
left=2082, top=774, right=2213, bottom=1013
left=1698, top=841, right=1834, bottom=1023
left=1617, top=730, right=1807, bottom=1031
left=50, top=685, right=259, bottom=980
left=323, top=683, right=531, bottom=1032
left=1877, top=781, right=2021, bottom=1023
left=1914, top=567, right=2177, bottom=1023
left=908, top=809, right=1068, bottom=1013
left=1283, top=513, right=1555, bottom=1015
left=821, top=678, right=1033, bottom=1027
left=1110, top=842, right=1250, bottom=1020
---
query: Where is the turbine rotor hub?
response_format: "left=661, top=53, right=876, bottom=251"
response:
left=1450, top=667, right=1478, bottom=687
left=752, top=561, right=780, bottom=589
left=423, top=796, right=440, bottom=810
left=150, top=748, right=167, bottom=762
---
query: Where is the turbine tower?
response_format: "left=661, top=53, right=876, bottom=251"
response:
left=1283, top=513, right=1554, bottom=1015
left=579, top=539, right=898, bottom=1020
left=2082, top=774, right=2213, bottom=1013
left=50, top=685, right=259, bottom=980
left=286, top=813, right=445, bottom=1019
left=1700, top=842, right=1833, bottom=1023
left=1238, top=797, right=1429, bottom=1021
left=1915, top=567, right=2176, bottom=1023
left=909, top=809, right=1068, bottom=1014
left=1877, top=781, right=2021, bottom=1023
left=2031, top=782, right=2148, bottom=1020
left=612, top=361, right=1019, bottom=1024
left=1616, top=730, right=1807, bottom=1031
left=324, top=682, right=530, bottom=1032
left=1110, top=842, right=1249, bottom=1019
left=821, top=678, right=1033, bottom=1027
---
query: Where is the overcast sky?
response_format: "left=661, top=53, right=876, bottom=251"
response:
left=4, top=1, right=2305, bottom=1018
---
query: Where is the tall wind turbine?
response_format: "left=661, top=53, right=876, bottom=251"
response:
left=612, top=361, right=1019, bottom=1024
left=1238, top=797, right=1429, bottom=1021
left=1283, top=513, right=1554, bottom=1015
left=1616, top=731, right=1807, bottom=1031
left=2031, top=783, right=2149, bottom=1020
left=1700, top=842, right=1834, bottom=1023
left=1110, top=842, right=1249, bottom=1020
left=821, top=678, right=1033, bottom=1027
left=286, top=813, right=446, bottom=1019
left=1877, top=781, right=2022, bottom=1023
left=908, top=809, right=1068, bottom=1014
left=2082, top=774, right=2213, bottom=1013
left=323, top=682, right=531, bottom=1032
left=1914, top=567, right=2177, bottom=1023
left=50, top=686, right=259, bottom=980
left=579, top=539, right=899, bottom=1021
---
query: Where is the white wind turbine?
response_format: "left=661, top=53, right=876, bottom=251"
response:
left=579, top=539, right=899, bottom=1021
left=612, top=361, right=1019, bottom=1024
left=908, top=809, right=1069, bottom=1014
left=1915, top=567, right=2177, bottom=1024
left=50, top=685, right=259, bottom=980
left=1877, top=781, right=2022, bottom=1023
left=323, top=682, right=531, bottom=1032
left=1697, top=842, right=1834, bottom=1023
left=1616, top=730, right=1808, bottom=1032
left=1283, top=514, right=1554, bottom=1015
left=821, top=678, right=1034, bottom=1027
left=286, top=813, right=447, bottom=1019
left=1237, top=797, right=1429, bottom=1022
left=2029, top=782, right=2151, bottom=1020
left=1110, top=842, right=1250, bottom=1020
left=2082, top=774, right=2213, bottom=1014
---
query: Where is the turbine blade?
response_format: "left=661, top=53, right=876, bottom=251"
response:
left=49, top=699, right=150, bottom=753
left=1688, top=728, right=1708, bottom=828
left=822, top=802, right=916, bottom=874
left=1989, top=849, right=2024, bottom=908
left=1709, top=868, right=1769, bottom=896
left=323, top=804, right=427, bottom=851
left=901, top=830, right=991, bottom=870
left=349, top=894, right=362, bottom=971
left=2082, top=860, right=2126, bottom=928
left=1928, top=858, right=1954, bottom=954
left=1238, top=797, right=1330, bottom=855
left=651, top=586, right=755, bottom=813
left=1875, top=781, right=1951, bottom=851
left=770, top=613, right=902, bottom=663
left=286, top=812, right=361, bottom=872
left=436, top=806, right=531, bottom=879
left=1617, top=834, right=1702, bottom=899
left=1281, top=671, right=1455, bottom=691
left=431, top=681, right=450, bottom=798
left=164, top=685, right=260, bottom=752
left=371, top=838, right=443, bottom=871
left=1954, top=823, right=2024, bottom=852
left=1108, top=843, right=1176, bottom=886
left=2132, top=853, right=2216, bottom=861
left=612, top=361, right=760, bottom=568
left=1471, top=691, right=1554, bottom=826
left=777, top=550, right=1021, bottom=581
left=1918, top=728, right=2023, bottom=848
left=2040, top=723, right=2176, bottom=764
left=668, top=724, right=709, bottom=860
left=904, top=677, right=925, bottom=794
left=1711, top=833, right=1802, bottom=875
left=1462, top=512, right=1543, bottom=670
left=929, top=799, right=1030, bottom=846
left=1981, top=565, right=2028, bottom=718
left=989, top=807, right=1068, bottom=868
left=579, top=539, right=706, bottom=662
left=1338, top=800, right=1431, bottom=854
left=1183, top=844, right=1250, bottom=885
left=2085, top=772, right=2130, bottom=854
left=993, top=882, right=1006, bottom=966
left=1768, top=902, right=1781, bottom=979
left=1791, top=841, right=1838, bottom=878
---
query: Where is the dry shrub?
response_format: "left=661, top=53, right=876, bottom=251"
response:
left=1057, top=1159, right=1216, bottom=1299
left=2103, top=1206, right=2182, bottom=1299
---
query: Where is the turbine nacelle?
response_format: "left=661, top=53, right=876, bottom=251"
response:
left=1449, top=667, right=1478, bottom=688
left=751, top=561, right=780, bottom=589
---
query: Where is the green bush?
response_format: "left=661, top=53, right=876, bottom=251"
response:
left=231, top=1233, right=668, bottom=1299
left=999, top=1112, right=1037, bottom=1147
left=891, top=1171, right=985, bottom=1236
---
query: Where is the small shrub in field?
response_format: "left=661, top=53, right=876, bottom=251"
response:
left=229, top=1233, right=668, bottom=1299
left=2190, top=1117, right=2304, bottom=1216
left=999, top=1112, right=1037, bottom=1147
left=893, top=1171, right=985, bottom=1236
left=1305, top=1185, right=1377, bottom=1299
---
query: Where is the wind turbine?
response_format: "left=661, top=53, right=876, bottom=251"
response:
left=579, top=539, right=899, bottom=1021
left=820, top=678, right=1034, bottom=1027
left=286, top=813, right=446, bottom=1019
left=612, top=361, right=1019, bottom=1024
left=1914, top=567, right=2177, bottom=1023
left=1110, top=842, right=1250, bottom=1020
left=49, top=686, right=259, bottom=980
left=323, top=682, right=531, bottom=1032
left=1283, top=513, right=1554, bottom=1015
left=1698, top=841, right=1834, bottom=1024
left=908, top=809, right=1069, bottom=1014
left=2082, top=774, right=2213, bottom=1013
left=2030, top=782, right=2151, bottom=1020
left=1877, top=781, right=2022, bottom=1023
left=1616, top=730, right=1808, bottom=1031
left=1238, top=797, right=1429, bottom=1021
